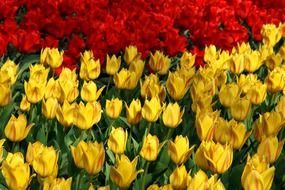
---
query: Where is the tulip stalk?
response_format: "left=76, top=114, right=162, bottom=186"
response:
left=141, top=161, right=150, bottom=190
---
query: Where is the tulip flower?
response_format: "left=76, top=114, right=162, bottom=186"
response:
left=40, top=47, right=49, bottom=65
left=42, top=97, right=59, bottom=119
left=20, top=95, right=31, bottom=112
left=29, top=63, right=50, bottom=84
left=140, top=74, right=166, bottom=101
left=108, top=127, right=128, bottom=154
left=275, top=96, right=285, bottom=118
left=218, top=83, right=240, bottom=107
left=244, top=51, right=262, bottom=72
left=257, top=136, right=284, bottom=163
left=58, top=76, right=79, bottom=103
left=142, top=96, right=163, bottom=122
left=246, top=82, right=267, bottom=105
left=110, top=155, right=143, bottom=189
left=105, top=98, right=123, bottom=119
left=265, top=53, right=282, bottom=70
left=124, top=45, right=141, bottom=65
left=230, top=97, right=251, bottom=121
left=26, top=141, right=45, bottom=164
left=0, top=59, right=18, bottom=85
left=179, top=51, right=195, bottom=69
left=166, top=72, right=189, bottom=101
left=46, top=48, right=63, bottom=68
left=80, top=81, right=105, bottom=102
left=140, top=134, right=161, bottom=161
left=4, top=114, right=34, bottom=142
left=195, top=141, right=233, bottom=174
left=162, top=103, right=184, bottom=128
left=0, top=83, right=11, bottom=106
left=169, top=165, right=191, bottom=190
left=195, top=111, right=219, bottom=141
left=229, top=54, right=245, bottom=74
left=168, top=135, right=195, bottom=165
left=149, top=51, right=171, bottom=75
left=56, top=101, right=76, bottom=127
left=261, top=24, right=283, bottom=48
left=265, top=67, right=285, bottom=93
left=129, top=59, right=145, bottom=80
left=80, top=50, right=101, bottom=80
left=241, top=154, right=275, bottom=190
left=125, top=99, right=142, bottom=125
left=45, top=78, right=62, bottom=100
left=2, top=152, right=31, bottom=190
left=113, top=69, right=139, bottom=90
left=24, top=79, right=46, bottom=103
left=43, top=177, right=72, bottom=190
left=0, top=139, right=5, bottom=163
left=106, top=54, right=121, bottom=75
left=237, top=74, right=258, bottom=94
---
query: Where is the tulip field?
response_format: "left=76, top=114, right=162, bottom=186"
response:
left=0, top=1, right=285, bottom=190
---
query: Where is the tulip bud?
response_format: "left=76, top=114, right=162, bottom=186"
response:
left=149, top=51, right=171, bottom=75
left=108, top=127, right=128, bottom=154
left=168, top=135, right=195, bottom=165
left=142, top=97, right=163, bottom=122
left=257, top=136, right=284, bottom=163
left=80, top=81, right=105, bottom=102
left=42, top=97, right=59, bottom=119
left=56, top=101, right=76, bottom=127
left=110, top=155, right=142, bottom=189
left=246, top=82, right=267, bottom=105
left=230, top=97, right=251, bottom=121
left=113, top=69, right=139, bottom=90
left=0, top=83, right=11, bottom=106
left=166, top=72, right=189, bottom=101
left=124, top=45, right=141, bottom=65
left=80, top=50, right=101, bottom=80
left=241, top=154, right=275, bottom=190
left=2, top=152, right=31, bottom=190
left=265, top=67, right=285, bottom=93
left=43, top=177, right=72, bottom=190
left=4, top=114, right=34, bottom=142
left=140, top=74, right=166, bottom=101
left=125, top=99, right=142, bottom=125
left=0, top=139, right=5, bottom=163
left=106, top=54, right=121, bottom=75
left=40, top=47, right=49, bottom=65
left=140, top=134, right=161, bottom=161
left=45, top=48, right=63, bottom=68
left=24, top=79, right=46, bottom=104
left=195, top=141, right=233, bottom=174
left=169, top=165, right=191, bottom=190
left=195, top=111, right=219, bottom=141
left=32, top=145, right=59, bottom=177
left=162, top=103, right=184, bottom=128
left=218, top=83, right=240, bottom=107
left=105, top=98, right=123, bottom=119
left=20, top=95, right=31, bottom=112
left=179, top=51, right=195, bottom=69
left=74, top=101, right=102, bottom=130
left=0, top=59, right=18, bottom=85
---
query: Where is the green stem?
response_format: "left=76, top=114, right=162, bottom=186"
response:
left=76, top=171, right=84, bottom=190
left=106, top=77, right=112, bottom=92
left=166, top=128, right=173, bottom=141
left=142, top=161, right=150, bottom=190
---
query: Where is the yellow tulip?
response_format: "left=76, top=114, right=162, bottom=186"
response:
left=32, top=145, right=59, bottom=177
left=20, top=95, right=31, bottom=112
left=70, top=140, right=88, bottom=169
left=246, top=82, right=267, bottom=105
left=105, top=98, right=123, bottom=119
left=45, top=78, right=62, bottom=100
left=257, top=136, right=284, bottom=163
left=142, top=96, right=163, bottom=122
left=106, top=54, right=121, bottom=75
left=0, top=59, right=18, bottom=85
left=108, top=127, right=128, bottom=154
left=56, top=101, right=76, bottom=127
left=58, top=71, right=79, bottom=103
left=253, top=111, right=284, bottom=142
left=140, top=74, right=166, bottom=101
left=241, top=154, right=275, bottom=190
left=166, top=72, right=189, bottom=101
left=74, top=101, right=102, bottom=130
left=4, top=114, right=34, bottom=142
left=147, top=184, right=160, bottom=190
left=244, top=51, right=262, bottom=72
left=191, top=94, right=213, bottom=113
left=42, top=97, right=59, bottom=119
left=45, top=48, right=63, bottom=68
left=24, top=79, right=46, bottom=103
left=80, top=50, right=101, bottom=80
left=124, top=45, right=141, bottom=65
left=161, top=185, right=174, bottom=190
left=2, top=152, right=31, bottom=190
left=265, top=67, right=285, bottom=93
left=97, top=185, right=110, bottom=190
left=179, top=51, right=195, bottom=69
left=113, top=69, right=139, bottom=90
left=0, top=139, right=5, bottom=163
left=195, top=141, right=233, bottom=174
left=162, top=103, right=184, bottom=128
left=149, top=51, right=171, bottom=75
left=43, top=177, right=72, bottom=190
left=265, top=53, right=282, bottom=70
left=169, top=165, right=191, bottom=190
left=195, top=111, right=219, bottom=141
left=0, top=83, right=11, bottom=106
left=168, top=135, right=195, bottom=165
left=80, top=81, right=105, bottom=102
left=218, top=83, right=240, bottom=107
left=40, top=47, right=49, bottom=65
left=129, top=59, right=145, bottom=81
left=237, top=74, right=258, bottom=94
left=275, top=96, right=285, bottom=118
left=110, top=155, right=142, bottom=189
left=204, top=45, right=218, bottom=64
left=26, top=141, right=45, bottom=164
left=261, top=24, right=283, bottom=48
left=29, top=63, right=50, bottom=84
left=140, top=134, right=161, bottom=161
left=125, top=99, right=142, bottom=125
left=214, top=69, right=227, bottom=88
left=229, top=54, right=245, bottom=74
left=230, top=97, right=251, bottom=121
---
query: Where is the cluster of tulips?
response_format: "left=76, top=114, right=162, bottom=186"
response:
left=0, top=23, right=284, bottom=190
